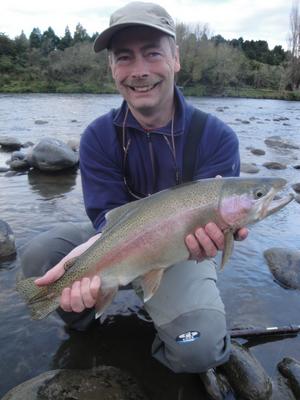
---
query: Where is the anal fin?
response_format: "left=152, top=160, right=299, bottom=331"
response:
left=95, top=286, right=118, bottom=319
left=140, top=268, right=165, bottom=302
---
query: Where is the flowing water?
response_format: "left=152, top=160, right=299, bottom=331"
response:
left=0, top=93, right=300, bottom=399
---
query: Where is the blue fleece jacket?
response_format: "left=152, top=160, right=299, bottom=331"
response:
left=80, top=87, right=240, bottom=232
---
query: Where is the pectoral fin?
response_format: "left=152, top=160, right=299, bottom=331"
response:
left=140, top=269, right=165, bottom=302
left=221, top=230, right=234, bottom=268
left=94, top=286, right=118, bottom=319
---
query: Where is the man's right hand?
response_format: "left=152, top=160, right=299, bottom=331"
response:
left=34, top=233, right=102, bottom=313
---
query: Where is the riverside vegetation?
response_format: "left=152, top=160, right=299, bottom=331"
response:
left=0, top=18, right=300, bottom=100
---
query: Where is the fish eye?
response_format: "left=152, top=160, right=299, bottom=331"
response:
left=254, top=188, right=265, bottom=199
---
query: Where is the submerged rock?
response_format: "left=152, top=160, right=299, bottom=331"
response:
left=251, top=148, right=265, bottom=156
left=241, top=163, right=260, bottom=174
left=220, top=341, right=272, bottom=400
left=2, top=365, right=148, bottom=400
left=0, top=220, right=16, bottom=259
left=263, top=162, right=287, bottom=170
left=27, top=137, right=79, bottom=172
left=278, top=357, right=300, bottom=399
left=292, top=183, right=300, bottom=193
left=264, top=248, right=300, bottom=289
left=264, top=136, right=299, bottom=150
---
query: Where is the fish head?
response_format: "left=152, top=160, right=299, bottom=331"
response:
left=218, top=177, right=293, bottom=229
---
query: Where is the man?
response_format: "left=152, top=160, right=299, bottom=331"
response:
left=21, top=1, right=247, bottom=376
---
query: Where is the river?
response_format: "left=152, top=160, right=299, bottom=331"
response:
left=0, top=93, right=300, bottom=399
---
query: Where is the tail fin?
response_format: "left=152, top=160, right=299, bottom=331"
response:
left=16, top=277, right=59, bottom=320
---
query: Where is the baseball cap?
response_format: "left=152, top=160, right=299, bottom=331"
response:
left=93, top=1, right=176, bottom=52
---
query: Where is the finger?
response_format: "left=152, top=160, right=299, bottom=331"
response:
left=234, top=227, right=249, bottom=241
left=195, top=227, right=218, bottom=258
left=90, top=276, right=101, bottom=300
left=60, top=287, right=72, bottom=312
left=81, top=277, right=96, bottom=308
left=204, top=223, right=224, bottom=250
left=70, top=281, right=85, bottom=313
left=35, top=261, right=65, bottom=286
left=185, top=234, right=205, bottom=261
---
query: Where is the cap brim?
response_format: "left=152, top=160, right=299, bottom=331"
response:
left=93, top=22, right=175, bottom=53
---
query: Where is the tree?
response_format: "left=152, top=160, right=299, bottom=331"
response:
left=41, top=27, right=60, bottom=55
left=73, top=23, right=89, bottom=44
left=58, top=26, right=73, bottom=50
left=287, top=0, right=300, bottom=90
left=29, top=28, right=42, bottom=49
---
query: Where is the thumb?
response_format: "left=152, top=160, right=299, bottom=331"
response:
left=35, top=261, right=65, bottom=286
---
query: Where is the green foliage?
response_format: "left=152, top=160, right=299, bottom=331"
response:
left=0, top=21, right=298, bottom=100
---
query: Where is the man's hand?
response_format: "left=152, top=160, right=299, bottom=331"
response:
left=35, top=233, right=102, bottom=313
left=185, top=223, right=248, bottom=262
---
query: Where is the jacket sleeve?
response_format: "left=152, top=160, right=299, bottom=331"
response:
left=193, top=114, right=240, bottom=179
left=80, top=114, right=130, bottom=232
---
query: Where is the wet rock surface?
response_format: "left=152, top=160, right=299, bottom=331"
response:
left=0, top=220, right=16, bottom=259
left=292, top=183, right=300, bottom=193
left=264, top=248, right=300, bottom=289
left=220, top=341, right=273, bottom=400
left=2, top=366, right=148, bottom=400
left=0, top=136, right=22, bottom=151
left=27, top=137, right=79, bottom=171
left=278, top=357, right=300, bottom=399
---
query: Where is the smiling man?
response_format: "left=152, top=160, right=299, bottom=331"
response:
left=21, top=1, right=247, bottom=390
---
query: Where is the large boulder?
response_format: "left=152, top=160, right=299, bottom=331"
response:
left=2, top=366, right=148, bottom=400
left=27, top=137, right=79, bottom=172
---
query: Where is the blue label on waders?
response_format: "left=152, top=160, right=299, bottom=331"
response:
left=176, top=331, right=200, bottom=344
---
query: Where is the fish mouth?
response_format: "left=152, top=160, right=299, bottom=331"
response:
left=257, top=181, right=294, bottom=220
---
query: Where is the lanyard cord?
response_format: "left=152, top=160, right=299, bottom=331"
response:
left=122, top=106, right=180, bottom=199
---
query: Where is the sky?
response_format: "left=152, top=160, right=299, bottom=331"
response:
left=1, top=0, right=297, bottom=50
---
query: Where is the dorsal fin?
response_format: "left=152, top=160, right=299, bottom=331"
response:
left=104, top=198, right=143, bottom=232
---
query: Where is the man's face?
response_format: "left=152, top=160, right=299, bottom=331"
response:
left=109, top=26, right=180, bottom=117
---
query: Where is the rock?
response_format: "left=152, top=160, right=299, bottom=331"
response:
left=295, top=194, right=300, bottom=204
left=22, top=141, right=34, bottom=148
left=0, top=220, right=16, bottom=259
left=27, top=137, right=79, bottom=172
left=66, top=139, right=80, bottom=152
left=241, top=163, right=260, bottom=174
left=264, top=136, right=300, bottom=150
left=34, top=120, right=48, bottom=125
left=220, top=341, right=273, bottom=400
left=10, top=159, right=30, bottom=171
left=251, top=148, right=266, bottom=156
left=264, top=248, right=300, bottom=289
left=199, top=368, right=231, bottom=400
left=0, top=167, right=10, bottom=172
left=216, top=107, right=224, bottom=112
left=278, top=357, right=300, bottom=399
left=293, top=165, right=300, bottom=169
left=0, top=136, right=22, bottom=151
left=263, top=162, right=287, bottom=170
left=292, top=183, right=300, bottom=193
left=11, top=151, right=26, bottom=161
left=2, top=366, right=148, bottom=400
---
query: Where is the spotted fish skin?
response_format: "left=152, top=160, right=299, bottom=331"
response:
left=16, top=177, right=293, bottom=320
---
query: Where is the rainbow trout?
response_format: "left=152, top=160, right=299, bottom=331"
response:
left=17, top=177, right=293, bottom=320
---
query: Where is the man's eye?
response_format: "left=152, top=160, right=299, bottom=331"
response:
left=116, top=55, right=130, bottom=63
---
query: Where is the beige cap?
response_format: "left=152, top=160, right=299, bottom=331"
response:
left=93, top=1, right=176, bottom=52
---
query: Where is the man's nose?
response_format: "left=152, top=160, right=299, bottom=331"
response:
left=130, top=56, right=149, bottom=78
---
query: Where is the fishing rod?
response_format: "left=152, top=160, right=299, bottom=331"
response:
left=229, top=324, right=300, bottom=339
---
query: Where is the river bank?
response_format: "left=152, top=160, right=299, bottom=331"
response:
left=1, top=81, right=300, bottom=101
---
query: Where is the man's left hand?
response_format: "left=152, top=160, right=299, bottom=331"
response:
left=185, top=223, right=248, bottom=262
